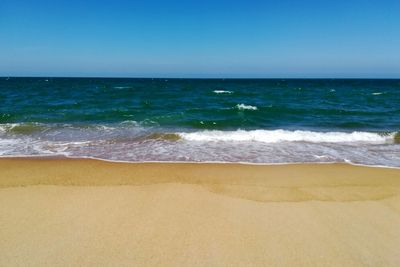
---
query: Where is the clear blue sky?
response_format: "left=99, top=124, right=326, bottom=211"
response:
left=1, top=0, right=399, bottom=78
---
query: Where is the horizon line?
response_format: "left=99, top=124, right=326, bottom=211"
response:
left=2, top=76, right=400, bottom=80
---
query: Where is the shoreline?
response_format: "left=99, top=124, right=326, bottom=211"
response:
left=1, top=154, right=400, bottom=170
left=0, top=156, right=400, bottom=187
left=1, top=157, right=400, bottom=266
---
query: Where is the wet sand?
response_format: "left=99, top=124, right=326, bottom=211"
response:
left=1, top=158, right=400, bottom=266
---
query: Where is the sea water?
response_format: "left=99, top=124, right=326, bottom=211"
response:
left=0, top=78, right=399, bottom=166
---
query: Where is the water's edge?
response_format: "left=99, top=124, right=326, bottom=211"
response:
left=1, top=155, right=399, bottom=170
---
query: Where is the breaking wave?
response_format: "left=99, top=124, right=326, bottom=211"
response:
left=178, top=129, right=397, bottom=144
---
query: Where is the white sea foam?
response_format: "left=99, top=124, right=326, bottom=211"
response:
left=119, top=120, right=140, bottom=126
left=372, top=92, right=383, bottom=95
left=0, top=138, right=20, bottom=145
left=236, top=104, right=258, bottom=110
left=0, top=130, right=398, bottom=167
left=178, top=130, right=394, bottom=143
left=0, top=124, right=398, bottom=167
left=52, top=141, right=92, bottom=146
left=213, top=90, right=233, bottom=94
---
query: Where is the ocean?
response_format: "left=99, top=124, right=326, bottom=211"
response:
left=0, top=77, right=399, bottom=167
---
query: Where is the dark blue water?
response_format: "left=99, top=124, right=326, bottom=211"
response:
left=1, top=78, right=400, bottom=130
left=0, top=77, right=399, bottom=166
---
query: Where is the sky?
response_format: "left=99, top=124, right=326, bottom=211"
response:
left=0, top=0, right=399, bottom=78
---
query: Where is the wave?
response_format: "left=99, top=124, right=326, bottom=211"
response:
left=0, top=126, right=399, bottom=167
left=213, top=90, right=233, bottom=94
left=0, top=121, right=142, bottom=134
left=236, top=104, right=258, bottom=110
left=114, top=86, right=131, bottom=89
left=0, top=123, right=50, bottom=134
left=1, top=122, right=397, bottom=144
left=178, top=129, right=397, bottom=144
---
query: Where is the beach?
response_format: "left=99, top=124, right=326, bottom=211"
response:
left=2, top=0, right=400, bottom=265
left=1, top=158, right=400, bottom=266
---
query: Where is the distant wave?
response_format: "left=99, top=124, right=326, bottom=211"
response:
left=236, top=104, right=258, bottom=110
left=213, top=90, right=233, bottom=94
left=178, top=130, right=396, bottom=144
left=114, top=86, right=131, bottom=89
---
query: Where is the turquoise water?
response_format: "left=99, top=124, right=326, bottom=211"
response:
left=0, top=77, right=399, bottom=166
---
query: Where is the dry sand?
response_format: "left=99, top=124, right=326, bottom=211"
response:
left=1, top=158, right=400, bottom=266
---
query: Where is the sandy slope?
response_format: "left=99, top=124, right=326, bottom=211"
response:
left=1, top=158, right=400, bottom=266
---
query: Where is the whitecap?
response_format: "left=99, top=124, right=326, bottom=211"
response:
left=213, top=90, right=233, bottom=94
left=236, top=104, right=258, bottom=110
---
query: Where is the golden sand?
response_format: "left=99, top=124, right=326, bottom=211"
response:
left=1, top=158, right=400, bottom=266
